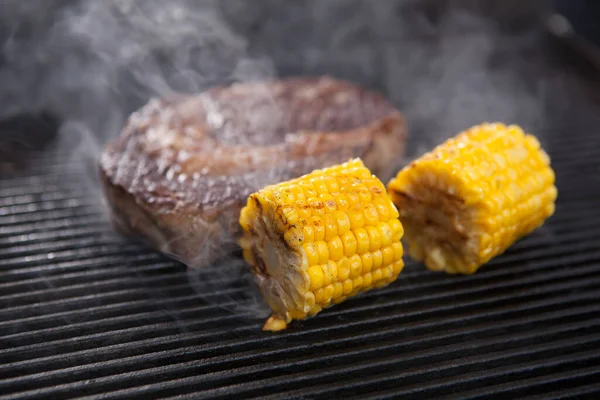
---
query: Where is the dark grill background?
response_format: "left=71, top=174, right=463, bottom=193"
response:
left=1, top=1, right=600, bottom=399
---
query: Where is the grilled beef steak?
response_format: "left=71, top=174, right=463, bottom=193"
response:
left=100, top=77, right=407, bottom=267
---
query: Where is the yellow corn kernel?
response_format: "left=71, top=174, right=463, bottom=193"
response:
left=343, top=279, right=353, bottom=295
left=334, top=194, right=350, bottom=211
left=392, top=260, right=404, bottom=275
left=323, top=261, right=338, bottom=286
left=316, top=241, right=329, bottom=265
left=302, top=223, right=315, bottom=243
left=349, top=254, right=363, bottom=279
left=334, top=211, right=351, bottom=236
left=390, top=218, right=404, bottom=242
left=387, top=122, right=557, bottom=274
left=239, top=159, right=405, bottom=331
left=328, top=237, right=344, bottom=261
left=354, top=228, right=370, bottom=254
left=308, top=265, right=325, bottom=291
left=332, top=282, right=344, bottom=300
left=363, top=204, right=380, bottom=226
left=341, top=231, right=358, bottom=257
left=372, top=250, right=383, bottom=269
left=372, top=268, right=383, bottom=283
left=382, top=246, right=394, bottom=266
left=348, top=211, right=365, bottom=229
left=353, top=276, right=364, bottom=292
left=323, top=214, right=338, bottom=242
left=392, top=242, right=404, bottom=262
left=363, top=272, right=373, bottom=288
left=303, top=243, right=319, bottom=267
left=378, top=222, right=394, bottom=247
left=366, top=226, right=382, bottom=252
left=361, top=252, right=374, bottom=273
left=338, top=258, right=351, bottom=281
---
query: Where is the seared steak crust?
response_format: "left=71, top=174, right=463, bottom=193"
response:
left=100, top=77, right=407, bottom=267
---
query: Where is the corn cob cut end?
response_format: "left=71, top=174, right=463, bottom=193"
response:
left=388, top=122, right=557, bottom=274
left=240, top=158, right=405, bottom=331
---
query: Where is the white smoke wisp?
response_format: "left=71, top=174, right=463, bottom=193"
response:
left=0, top=0, right=575, bottom=323
left=370, top=2, right=555, bottom=155
left=0, top=0, right=275, bottom=191
left=0, top=0, right=278, bottom=321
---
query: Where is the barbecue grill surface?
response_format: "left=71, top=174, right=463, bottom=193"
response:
left=1, top=2, right=600, bottom=399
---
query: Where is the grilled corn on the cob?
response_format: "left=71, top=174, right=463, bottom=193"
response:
left=387, top=122, right=557, bottom=274
left=239, top=159, right=405, bottom=331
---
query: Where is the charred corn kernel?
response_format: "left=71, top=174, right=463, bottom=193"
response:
left=311, top=216, right=325, bottom=241
left=296, top=202, right=311, bottom=219
left=387, top=122, right=557, bottom=275
left=240, top=159, right=405, bottom=331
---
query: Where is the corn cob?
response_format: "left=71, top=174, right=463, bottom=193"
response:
left=387, top=122, right=557, bottom=275
left=239, top=158, right=405, bottom=331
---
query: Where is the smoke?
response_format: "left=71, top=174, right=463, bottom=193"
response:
left=0, top=0, right=275, bottom=191
left=0, top=0, right=576, bottom=322
left=0, top=1, right=564, bottom=165
left=369, top=0, right=556, bottom=154
left=0, top=0, right=278, bottom=320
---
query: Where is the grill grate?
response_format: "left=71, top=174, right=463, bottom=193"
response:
left=3, top=43, right=600, bottom=400
left=1, top=129, right=599, bottom=399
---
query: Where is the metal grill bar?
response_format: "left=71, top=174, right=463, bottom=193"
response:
left=0, top=272, right=598, bottom=394
left=2, top=25, right=600, bottom=399
left=2, top=300, right=599, bottom=393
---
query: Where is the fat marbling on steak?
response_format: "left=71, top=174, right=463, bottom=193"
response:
left=100, top=77, right=407, bottom=267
